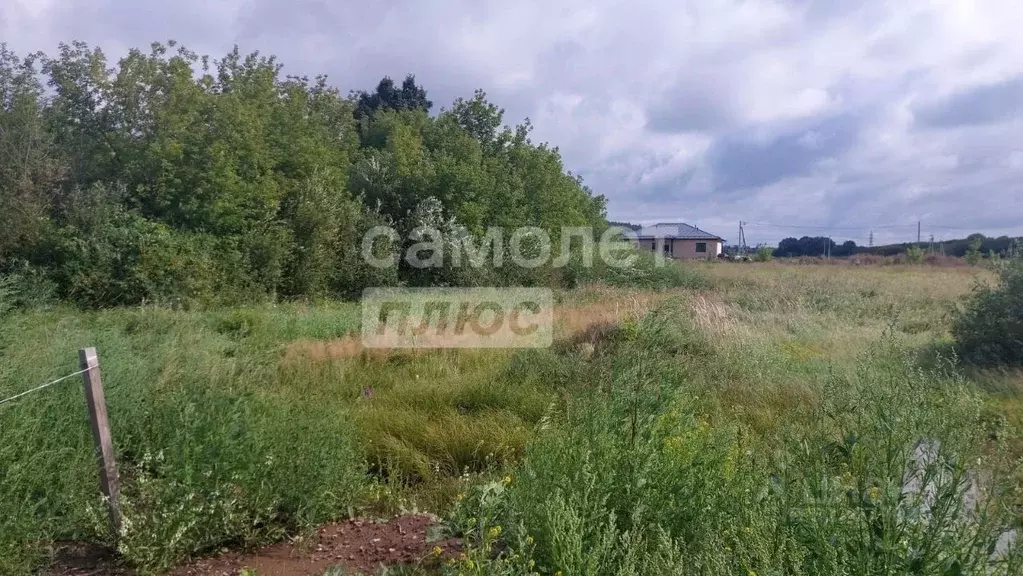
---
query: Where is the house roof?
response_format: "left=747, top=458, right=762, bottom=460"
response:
left=635, top=223, right=724, bottom=241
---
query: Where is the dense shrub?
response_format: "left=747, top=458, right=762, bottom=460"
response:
left=0, top=42, right=609, bottom=309
left=754, top=245, right=774, bottom=262
left=953, top=257, right=1023, bottom=366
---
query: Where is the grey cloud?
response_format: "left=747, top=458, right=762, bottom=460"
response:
left=915, top=78, right=1023, bottom=128
left=646, top=86, right=735, bottom=133
left=708, top=113, right=861, bottom=192
left=644, top=62, right=742, bottom=133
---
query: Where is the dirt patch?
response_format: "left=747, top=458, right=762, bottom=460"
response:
left=170, top=514, right=460, bottom=576
left=43, top=542, right=131, bottom=576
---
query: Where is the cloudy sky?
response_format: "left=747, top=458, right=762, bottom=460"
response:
left=3, top=0, right=1021, bottom=245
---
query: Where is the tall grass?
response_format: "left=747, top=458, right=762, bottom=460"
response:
left=2, top=263, right=1021, bottom=574
left=447, top=303, right=1022, bottom=575
left=0, top=305, right=368, bottom=573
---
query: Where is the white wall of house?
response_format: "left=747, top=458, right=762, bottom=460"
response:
left=636, top=238, right=722, bottom=259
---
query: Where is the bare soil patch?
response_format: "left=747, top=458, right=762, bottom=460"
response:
left=47, top=515, right=459, bottom=576
left=170, top=514, right=459, bottom=576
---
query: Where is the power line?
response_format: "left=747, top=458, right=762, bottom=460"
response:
left=923, top=225, right=1003, bottom=231
left=0, top=368, right=88, bottom=407
left=747, top=222, right=919, bottom=230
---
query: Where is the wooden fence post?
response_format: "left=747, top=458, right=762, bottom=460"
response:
left=78, top=347, right=121, bottom=535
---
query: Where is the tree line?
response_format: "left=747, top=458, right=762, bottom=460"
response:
left=768, top=234, right=1020, bottom=259
left=0, top=41, right=612, bottom=307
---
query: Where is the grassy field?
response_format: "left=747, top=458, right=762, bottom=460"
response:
left=1, top=262, right=1021, bottom=574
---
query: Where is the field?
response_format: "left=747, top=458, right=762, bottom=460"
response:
left=1, top=262, right=1021, bottom=575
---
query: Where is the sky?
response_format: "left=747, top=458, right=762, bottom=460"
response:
left=2, top=0, right=1021, bottom=246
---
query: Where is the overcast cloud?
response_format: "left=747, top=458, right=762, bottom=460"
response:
left=3, top=0, right=1021, bottom=245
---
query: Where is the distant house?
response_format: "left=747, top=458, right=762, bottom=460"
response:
left=632, top=223, right=725, bottom=259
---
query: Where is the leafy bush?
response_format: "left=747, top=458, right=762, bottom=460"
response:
left=905, top=244, right=924, bottom=264
left=110, top=391, right=366, bottom=571
left=754, top=246, right=773, bottom=262
left=953, top=257, right=1023, bottom=365
left=0, top=269, right=54, bottom=318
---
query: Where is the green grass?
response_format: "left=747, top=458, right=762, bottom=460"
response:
left=448, top=298, right=1023, bottom=575
left=2, top=263, right=1022, bottom=574
left=0, top=303, right=371, bottom=573
left=0, top=301, right=561, bottom=573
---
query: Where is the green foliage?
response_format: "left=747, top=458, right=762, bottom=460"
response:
left=0, top=305, right=368, bottom=574
left=965, top=237, right=983, bottom=266
left=0, top=275, right=14, bottom=317
left=567, top=246, right=709, bottom=291
left=905, top=244, right=924, bottom=264
left=754, top=245, right=773, bottom=262
left=953, top=257, right=1023, bottom=365
left=446, top=308, right=1022, bottom=575
left=0, top=45, right=60, bottom=266
left=0, top=40, right=611, bottom=309
left=775, top=236, right=858, bottom=258
left=3, top=264, right=1023, bottom=574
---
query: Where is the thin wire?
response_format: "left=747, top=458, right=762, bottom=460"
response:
left=0, top=368, right=89, bottom=407
left=748, top=222, right=920, bottom=230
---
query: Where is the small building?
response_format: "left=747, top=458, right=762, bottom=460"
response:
left=632, top=223, right=725, bottom=259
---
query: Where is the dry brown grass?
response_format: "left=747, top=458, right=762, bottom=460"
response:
left=283, top=290, right=664, bottom=363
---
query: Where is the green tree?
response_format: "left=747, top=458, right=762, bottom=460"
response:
left=905, top=245, right=924, bottom=264
left=0, top=40, right=619, bottom=308
left=0, top=45, right=64, bottom=267
left=965, top=237, right=982, bottom=265
left=354, top=74, right=432, bottom=129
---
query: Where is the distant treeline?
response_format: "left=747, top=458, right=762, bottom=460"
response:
left=608, top=221, right=642, bottom=232
left=0, top=41, right=610, bottom=307
left=861, top=234, right=1019, bottom=258
left=769, top=234, right=1020, bottom=258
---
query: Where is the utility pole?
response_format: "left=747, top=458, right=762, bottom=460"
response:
left=917, top=221, right=921, bottom=245
left=738, top=220, right=748, bottom=256
left=869, top=231, right=874, bottom=248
